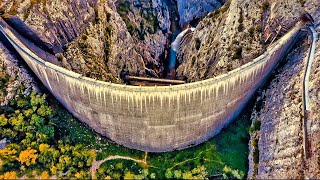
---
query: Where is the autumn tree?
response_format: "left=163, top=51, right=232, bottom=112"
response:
left=18, top=148, right=38, bottom=166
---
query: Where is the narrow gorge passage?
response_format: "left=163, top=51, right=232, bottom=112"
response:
left=163, top=0, right=182, bottom=79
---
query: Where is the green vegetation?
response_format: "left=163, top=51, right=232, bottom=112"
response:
left=249, top=118, right=261, bottom=178
left=0, top=69, right=251, bottom=179
left=0, top=70, right=9, bottom=94
left=0, top=90, right=95, bottom=178
left=195, top=38, right=201, bottom=50
left=233, top=47, right=243, bottom=60
left=238, top=9, right=244, bottom=32
left=298, top=0, right=306, bottom=7
left=249, top=120, right=261, bottom=134
left=262, top=1, right=270, bottom=11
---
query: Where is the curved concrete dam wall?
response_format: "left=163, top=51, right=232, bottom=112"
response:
left=0, top=19, right=305, bottom=152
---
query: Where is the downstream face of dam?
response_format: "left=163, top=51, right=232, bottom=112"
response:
left=0, top=19, right=305, bottom=152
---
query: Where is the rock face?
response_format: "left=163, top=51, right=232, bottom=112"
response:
left=0, top=0, right=171, bottom=82
left=177, top=0, right=267, bottom=82
left=0, top=0, right=319, bottom=176
left=1, top=0, right=98, bottom=54
left=177, top=0, right=317, bottom=82
left=115, top=0, right=171, bottom=77
left=246, top=1, right=320, bottom=178
left=0, top=41, right=37, bottom=106
left=250, top=38, right=320, bottom=179
left=176, top=0, right=224, bottom=25
left=61, top=0, right=147, bottom=83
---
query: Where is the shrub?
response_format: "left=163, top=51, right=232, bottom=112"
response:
left=232, top=47, right=243, bottom=59
left=195, top=38, right=201, bottom=50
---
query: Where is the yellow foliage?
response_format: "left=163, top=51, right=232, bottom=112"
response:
left=39, top=144, right=50, bottom=153
left=0, top=147, right=17, bottom=160
left=124, top=172, right=135, bottom=179
left=40, top=171, right=50, bottom=179
left=50, top=165, right=57, bottom=174
left=63, top=156, right=71, bottom=165
left=20, top=165, right=26, bottom=171
left=1, top=171, right=17, bottom=179
left=89, top=150, right=96, bottom=159
left=74, top=172, right=81, bottom=179
left=18, top=148, right=38, bottom=166
left=104, top=176, right=112, bottom=180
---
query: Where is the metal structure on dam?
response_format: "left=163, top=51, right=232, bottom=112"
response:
left=0, top=18, right=308, bottom=152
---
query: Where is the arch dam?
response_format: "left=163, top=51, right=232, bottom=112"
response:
left=0, top=18, right=309, bottom=152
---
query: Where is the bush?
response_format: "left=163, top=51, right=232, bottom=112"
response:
left=249, top=120, right=261, bottom=134
left=195, top=38, right=201, bottom=50
left=232, top=47, right=243, bottom=59
left=262, top=1, right=270, bottom=11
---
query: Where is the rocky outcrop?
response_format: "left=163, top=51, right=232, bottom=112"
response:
left=61, top=0, right=147, bottom=83
left=247, top=1, right=320, bottom=178
left=0, top=41, right=37, bottom=106
left=115, top=0, right=171, bottom=77
left=0, top=0, right=98, bottom=54
left=177, top=0, right=316, bottom=82
left=249, top=38, right=320, bottom=179
left=0, top=0, right=173, bottom=82
left=177, top=0, right=267, bottom=82
left=176, top=0, right=224, bottom=25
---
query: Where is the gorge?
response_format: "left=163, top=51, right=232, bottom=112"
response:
left=0, top=0, right=319, bottom=179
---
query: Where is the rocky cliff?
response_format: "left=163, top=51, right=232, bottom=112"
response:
left=0, top=41, right=37, bottom=106
left=0, top=0, right=171, bottom=82
left=248, top=37, right=320, bottom=179
left=177, top=0, right=267, bottom=82
left=176, top=0, right=224, bottom=25
left=176, top=0, right=315, bottom=82
left=247, top=1, right=320, bottom=179
left=114, top=0, right=171, bottom=78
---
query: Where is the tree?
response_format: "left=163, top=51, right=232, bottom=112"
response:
left=18, top=148, right=38, bottom=166
left=50, top=165, right=57, bottom=175
left=0, top=144, right=19, bottom=162
left=150, top=173, right=156, bottom=179
left=40, top=171, right=50, bottom=179
left=222, top=165, right=244, bottom=179
left=165, top=169, right=173, bottom=179
left=39, top=144, right=50, bottom=153
left=9, top=113, right=25, bottom=131
left=30, top=92, right=46, bottom=108
left=182, top=171, right=193, bottom=179
left=124, top=172, right=135, bottom=179
left=0, top=114, right=8, bottom=126
left=37, top=105, right=53, bottom=117
left=30, top=114, right=44, bottom=128
left=1, top=171, right=17, bottom=179
left=174, top=170, right=182, bottom=179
